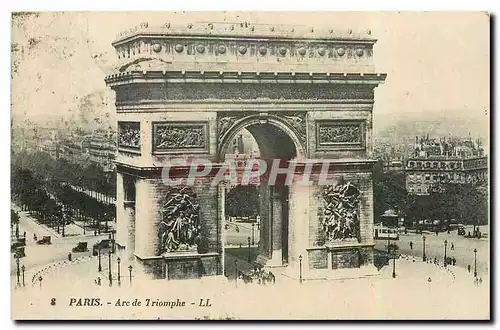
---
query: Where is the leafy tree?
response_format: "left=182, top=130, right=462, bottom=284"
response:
left=373, top=160, right=408, bottom=223
left=225, top=185, right=260, bottom=217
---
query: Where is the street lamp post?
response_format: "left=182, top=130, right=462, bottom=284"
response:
left=105, top=212, right=109, bottom=233
left=474, top=248, right=478, bottom=277
left=422, top=235, right=427, bottom=262
left=108, top=251, right=112, bottom=286
left=234, top=259, right=238, bottom=288
left=247, top=237, right=251, bottom=262
left=21, top=265, right=25, bottom=286
left=251, top=223, right=255, bottom=245
left=392, top=249, right=397, bottom=278
left=444, top=240, right=448, bottom=267
left=98, top=248, right=102, bottom=272
left=299, top=255, right=303, bottom=284
left=117, top=257, right=121, bottom=286
left=128, top=265, right=133, bottom=285
left=15, top=256, right=20, bottom=286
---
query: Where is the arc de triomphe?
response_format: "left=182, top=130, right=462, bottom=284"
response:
left=105, top=22, right=386, bottom=280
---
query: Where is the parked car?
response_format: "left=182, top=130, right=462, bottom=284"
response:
left=92, top=239, right=112, bottom=256
left=72, top=242, right=88, bottom=253
left=457, top=225, right=466, bottom=236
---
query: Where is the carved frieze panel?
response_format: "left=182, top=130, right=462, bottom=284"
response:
left=321, top=180, right=361, bottom=242
left=114, top=83, right=374, bottom=105
left=118, top=121, right=141, bottom=150
left=152, top=122, right=208, bottom=153
left=316, top=120, right=365, bottom=151
left=157, top=186, right=200, bottom=254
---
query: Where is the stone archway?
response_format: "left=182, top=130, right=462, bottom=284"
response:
left=217, top=115, right=304, bottom=268
left=105, top=21, right=386, bottom=281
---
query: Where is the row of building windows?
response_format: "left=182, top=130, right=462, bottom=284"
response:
left=407, top=160, right=462, bottom=169
left=407, top=173, right=464, bottom=181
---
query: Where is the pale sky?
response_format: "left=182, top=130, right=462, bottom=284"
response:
left=11, top=12, right=490, bottom=134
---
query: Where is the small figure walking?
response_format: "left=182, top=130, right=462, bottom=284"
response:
left=479, top=277, right=483, bottom=285
left=451, top=243, right=454, bottom=250
left=409, top=241, right=413, bottom=250
left=23, top=231, right=26, bottom=239
left=97, top=277, right=101, bottom=286
left=468, top=264, right=471, bottom=273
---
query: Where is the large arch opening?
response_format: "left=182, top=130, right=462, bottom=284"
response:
left=220, top=119, right=300, bottom=276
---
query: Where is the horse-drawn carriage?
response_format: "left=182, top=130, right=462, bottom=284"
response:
left=239, top=267, right=276, bottom=285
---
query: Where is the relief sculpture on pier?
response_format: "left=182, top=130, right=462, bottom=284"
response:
left=322, top=180, right=361, bottom=241
left=157, top=187, right=201, bottom=254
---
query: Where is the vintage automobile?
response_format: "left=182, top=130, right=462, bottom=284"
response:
left=36, top=236, right=52, bottom=245
left=72, top=242, right=88, bottom=253
left=457, top=225, right=466, bottom=236
left=92, top=239, right=112, bottom=256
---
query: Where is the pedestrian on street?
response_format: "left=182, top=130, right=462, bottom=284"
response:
left=23, top=231, right=26, bottom=239
left=479, top=277, right=483, bottom=285
left=451, top=242, right=454, bottom=250
left=468, top=264, right=471, bottom=273
left=409, top=241, right=413, bottom=250
left=97, top=277, right=101, bottom=286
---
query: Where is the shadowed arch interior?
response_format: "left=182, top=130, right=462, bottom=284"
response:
left=220, top=122, right=298, bottom=161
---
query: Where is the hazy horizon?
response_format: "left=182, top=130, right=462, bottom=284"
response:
left=11, top=12, right=490, bottom=147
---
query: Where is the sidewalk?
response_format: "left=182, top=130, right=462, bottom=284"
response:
left=12, top=203, right=109, bottom=240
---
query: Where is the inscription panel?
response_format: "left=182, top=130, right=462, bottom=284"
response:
left=316, top=120, right=365, bottom=151
left=331, top=250, right=360, bottom=269
left=152, top=122, right=209, bottom=154
left=118, top=121, right=141, bottom=152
